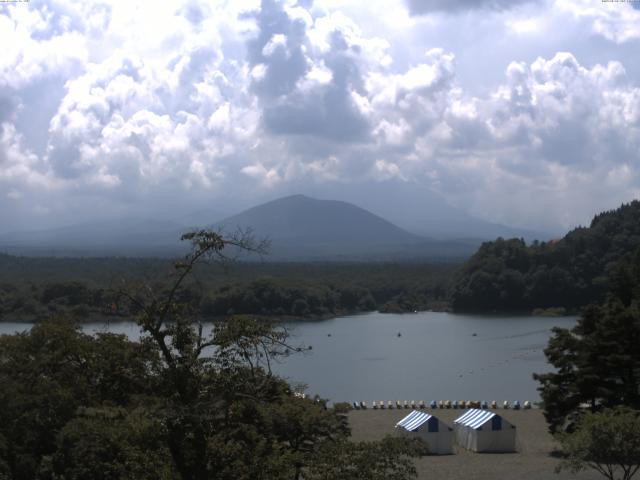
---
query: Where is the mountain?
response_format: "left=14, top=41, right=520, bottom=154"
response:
left=0, top=195, right=480, bottom=260
left=0, top=218, right=186, bottom=257
left=449, top=200, right=640, bottom=313
left=296, top=180, right=554, bottom=241
left=410, top=216, right=550, bottom=243
left=333, top=182, right=554, bottom=241
left=217, top=194, right=419, bottom=244
left=175, top=208, right=226, bottom=229
left=215, top=194, right=476, bottom=260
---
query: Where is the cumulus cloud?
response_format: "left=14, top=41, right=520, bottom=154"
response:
left=421, top=51, right=640, bottom=227
left=39, top=2, right=261, bottom=198
left=556, top=0, right=640, bottom=43
left=405, top=0, right=538, bottom=15
left=0, top=0, right=639, bottom=234
left=0, top=5, right=87, bottom=90
left=0, top=123, right=49, bottom=187
left=247, top=1, right=375, bottom=142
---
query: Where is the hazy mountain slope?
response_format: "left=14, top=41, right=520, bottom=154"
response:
left=176, top=209, right=226, bottom=229
left=411, top=216, right=551, bottom=242
left=332, top=182, right=554, bottom=241
left=382, top=197, right=552, bottom=241
left=217, top=194, right=422, bottom=245
left=0, top=218, right=186, bottom=256
left=215, top=195, right=479, bottom=260
left=0, top=195, right=479, bottom=259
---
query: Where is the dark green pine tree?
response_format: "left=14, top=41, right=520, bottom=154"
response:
left=535, top=248, right=640, bottom=433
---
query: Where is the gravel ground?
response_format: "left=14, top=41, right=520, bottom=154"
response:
left=348, top=408, right=601, bottom=480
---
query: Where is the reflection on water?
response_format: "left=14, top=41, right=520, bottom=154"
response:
left=0, top=311, right=576, bottom=403
left=480, top=328, right=553, bottom=341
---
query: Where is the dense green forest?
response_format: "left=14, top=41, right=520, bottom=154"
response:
left=0, top=255, right=455, bottom=322
left=534, top=246, right=640, bottom=436
left=450, top=201, right=640, bottom=313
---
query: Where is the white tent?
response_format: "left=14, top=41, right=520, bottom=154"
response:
left=453, top=409, right=516, bottom=452
left=395, top=410, right=453, bottom=455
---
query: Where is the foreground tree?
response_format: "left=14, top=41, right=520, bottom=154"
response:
left=306, top=436, right=428, bottom=480
left=0, top=229, right=427, bottom=480
left=0, top=319, right=157, bottom=480
left=116, top=229, right=427, bottom=480
left=40, top=407, right=174, bottom=480
left=534, top=248, right=640, bottom=432
left=556, top=407, right=640, bottom=480
left=115, top=230, right=302, bottom=479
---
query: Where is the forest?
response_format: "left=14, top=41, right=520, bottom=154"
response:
left=449, top=200, right=640, bottom=313
left=535, top=246, right=640, bottom=433
left=4, top=201, right=640, bottom=322
left=0, top=255, right=455, bottom=323
left=533, top=241, right=640, bottom=480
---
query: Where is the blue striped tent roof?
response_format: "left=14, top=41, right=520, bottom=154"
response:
left=454, top=409, right=496, bottom=430
left=396, top=410, right=432, bottom=431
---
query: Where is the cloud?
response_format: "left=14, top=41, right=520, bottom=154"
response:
left=0, top=0, right=639, bottom=234
left=0, top=5, right=87, bottom=90
left=0, top=122, right=49, bottom=187
left=39, top=3, right=261, bottom=195
left=556, top=0, right=640, bottom=43
left=421, top=51, right=640, bottom=228
left=405, top=0, right=537, bottom=15
left=247, top=1, right=374, bottom=142
left=241, top=161, right=282, bottom=187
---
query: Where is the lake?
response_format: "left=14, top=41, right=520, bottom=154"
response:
left=0, top=311, right=576, bottom=404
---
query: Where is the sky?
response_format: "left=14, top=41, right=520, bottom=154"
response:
left=1, top=0, right=639, bottom=234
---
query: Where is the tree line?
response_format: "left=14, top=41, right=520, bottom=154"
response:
left=450, top=200, right=640, bottom=313
left=535, top=246, right=640, bottom=432
left=534, top=246, right=640, bottom=480
left=0, top=258, right=455, bottom=322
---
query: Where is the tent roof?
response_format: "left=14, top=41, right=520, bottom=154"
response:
left=396, top=410, right=433, bottom=432
left=454, top=409, right=497, bottom=430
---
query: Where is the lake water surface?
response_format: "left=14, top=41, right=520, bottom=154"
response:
left=0, top=311, right=576, bottom=404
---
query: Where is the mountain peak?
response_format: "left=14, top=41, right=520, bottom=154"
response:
left=280, top=194, right=312, bottom=201
left=262, top=194, right=330, bottom=206
left=218, top=195, right=420, bottom=247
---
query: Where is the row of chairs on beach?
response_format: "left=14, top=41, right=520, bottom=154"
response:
left=351, top=400, right=532, bottom=410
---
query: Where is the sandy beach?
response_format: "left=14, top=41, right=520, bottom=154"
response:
left=348, top=408, right=601, bottom=480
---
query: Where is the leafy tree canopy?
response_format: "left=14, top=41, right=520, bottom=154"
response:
left=0, top=230, right=427, bottom=480
left=556, top=407, right=640, bottom=480
left=534, top=248, right=640, bottom=432
left=450, top=200, right=640, bottom=313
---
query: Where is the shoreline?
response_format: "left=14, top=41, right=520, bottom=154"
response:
left=0, top=307, right=578, bottom=325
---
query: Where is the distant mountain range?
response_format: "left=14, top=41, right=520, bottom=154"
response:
left=0, top=218, right=187, bottom=257
left=213, top=195, right=479, bottom=260
left=0, top=194, right=548, bottom=260
left=305, top=181, right=552, bottom=242
left=216, top=194, right=419, bottom=244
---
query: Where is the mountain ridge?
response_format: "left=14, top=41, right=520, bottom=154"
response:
left=0, top=194, right=525, bottom=260
left=216, top=194, right=423, bottom=245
